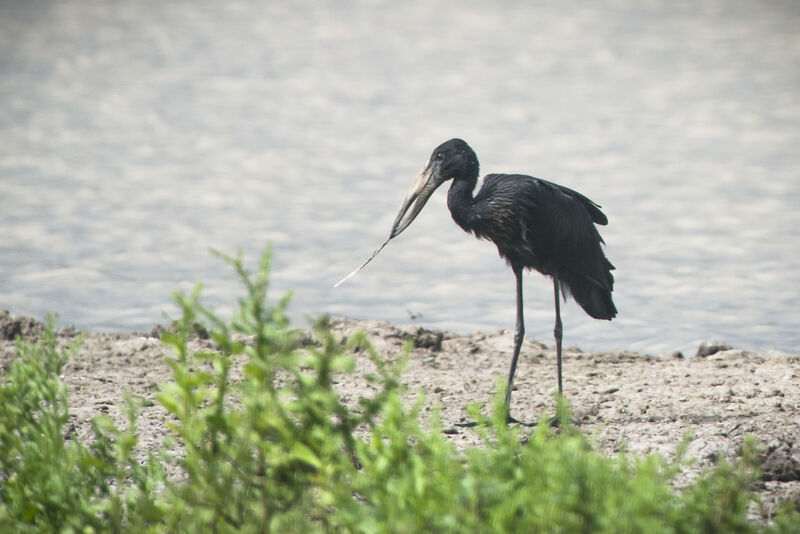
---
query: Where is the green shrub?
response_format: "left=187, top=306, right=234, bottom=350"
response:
left=153, top=248, right=404, bottom=532
left=0, top=322, right=164, bottom=532
left=0, top=246, right=797, bottom=533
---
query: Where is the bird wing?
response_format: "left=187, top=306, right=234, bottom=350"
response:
left=474, top=174, right=611, bottom=280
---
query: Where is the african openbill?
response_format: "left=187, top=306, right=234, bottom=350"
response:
left=390, top=138, right=616, bottom=423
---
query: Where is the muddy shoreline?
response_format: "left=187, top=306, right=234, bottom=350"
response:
left=1, top=310, right=798, bottom=520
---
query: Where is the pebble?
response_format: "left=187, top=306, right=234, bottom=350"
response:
left=696, top=341, right=733, bottom=358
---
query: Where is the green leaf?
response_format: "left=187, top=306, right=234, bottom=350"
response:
left=92, top=415, right=117, bottom=433
left=290, top=442, right=323, bottom=470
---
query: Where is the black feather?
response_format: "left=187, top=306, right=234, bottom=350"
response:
left=448, top=171, right=616, bottom=320
left=401, top=138, right=617, bottom=408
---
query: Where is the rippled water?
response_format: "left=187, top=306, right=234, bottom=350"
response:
left=1, top=0, right=798, bottom=355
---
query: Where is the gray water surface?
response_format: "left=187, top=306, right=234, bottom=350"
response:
left=1, top=1, right=798, bottom=355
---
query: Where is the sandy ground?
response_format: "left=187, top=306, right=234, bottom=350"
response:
left=1, top=310, right=798, bottom=521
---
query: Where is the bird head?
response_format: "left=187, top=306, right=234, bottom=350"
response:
left=390, top=138, right=478, bottom=238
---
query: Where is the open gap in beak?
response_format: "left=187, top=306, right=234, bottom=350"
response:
left=390, top=165, right=441, bottom=238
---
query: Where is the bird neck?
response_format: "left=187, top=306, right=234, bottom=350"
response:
left=447, top=177, right=478, bottom=232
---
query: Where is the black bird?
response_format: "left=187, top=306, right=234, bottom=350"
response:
left=390, top=139, right=616, bottom=423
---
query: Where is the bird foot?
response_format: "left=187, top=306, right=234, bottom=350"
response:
left=508, top=414, right=581, bottom=428
left=452, top=416, right=536, bottom=427
left=506, top=414, right=537, bottom=427
left=451, top=415, right=578, bottom=429
left=547, top=415, right=582, bottom=428
left=453, top=420, right=478, bottom=428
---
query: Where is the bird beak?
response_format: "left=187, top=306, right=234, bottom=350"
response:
left=390, top=162, right=442, bottom=238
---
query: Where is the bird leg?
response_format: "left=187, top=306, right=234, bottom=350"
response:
left=503, top=267, right=526, bottom=423
left=553, top=276, right=563, bottom=394
left=453, top=269, right=527, bottom=429
left=455, top=285, right=531, bottom=428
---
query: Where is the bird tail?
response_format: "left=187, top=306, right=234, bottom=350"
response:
left=561, top=260, right=617, bottom=320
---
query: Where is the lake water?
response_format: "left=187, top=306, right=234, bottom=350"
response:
left=1, top=0, right=798, bottom=355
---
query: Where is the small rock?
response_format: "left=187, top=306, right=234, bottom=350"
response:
left=696, top=341, right=733, bottom=358
left=760, top=437, right=800, bottom=482
left=149, top=321, right=209, bottom=340
left=0, top=309, right=45, bottom=340
left=58, top=325, right=78, bottom=337
left=410, top=328, right=443, bottom=351
left=149, top=324, right=168, bottom=339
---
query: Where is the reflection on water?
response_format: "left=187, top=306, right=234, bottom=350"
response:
left=1, top=1, right=798, bottom=355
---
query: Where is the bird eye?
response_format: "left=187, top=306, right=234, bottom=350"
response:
left=435, top=152, right=443, bottom=160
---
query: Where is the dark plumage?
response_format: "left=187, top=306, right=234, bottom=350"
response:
left=451, top=173, right=616, bottom=320
left=390, top=138, right=616, bottom=423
